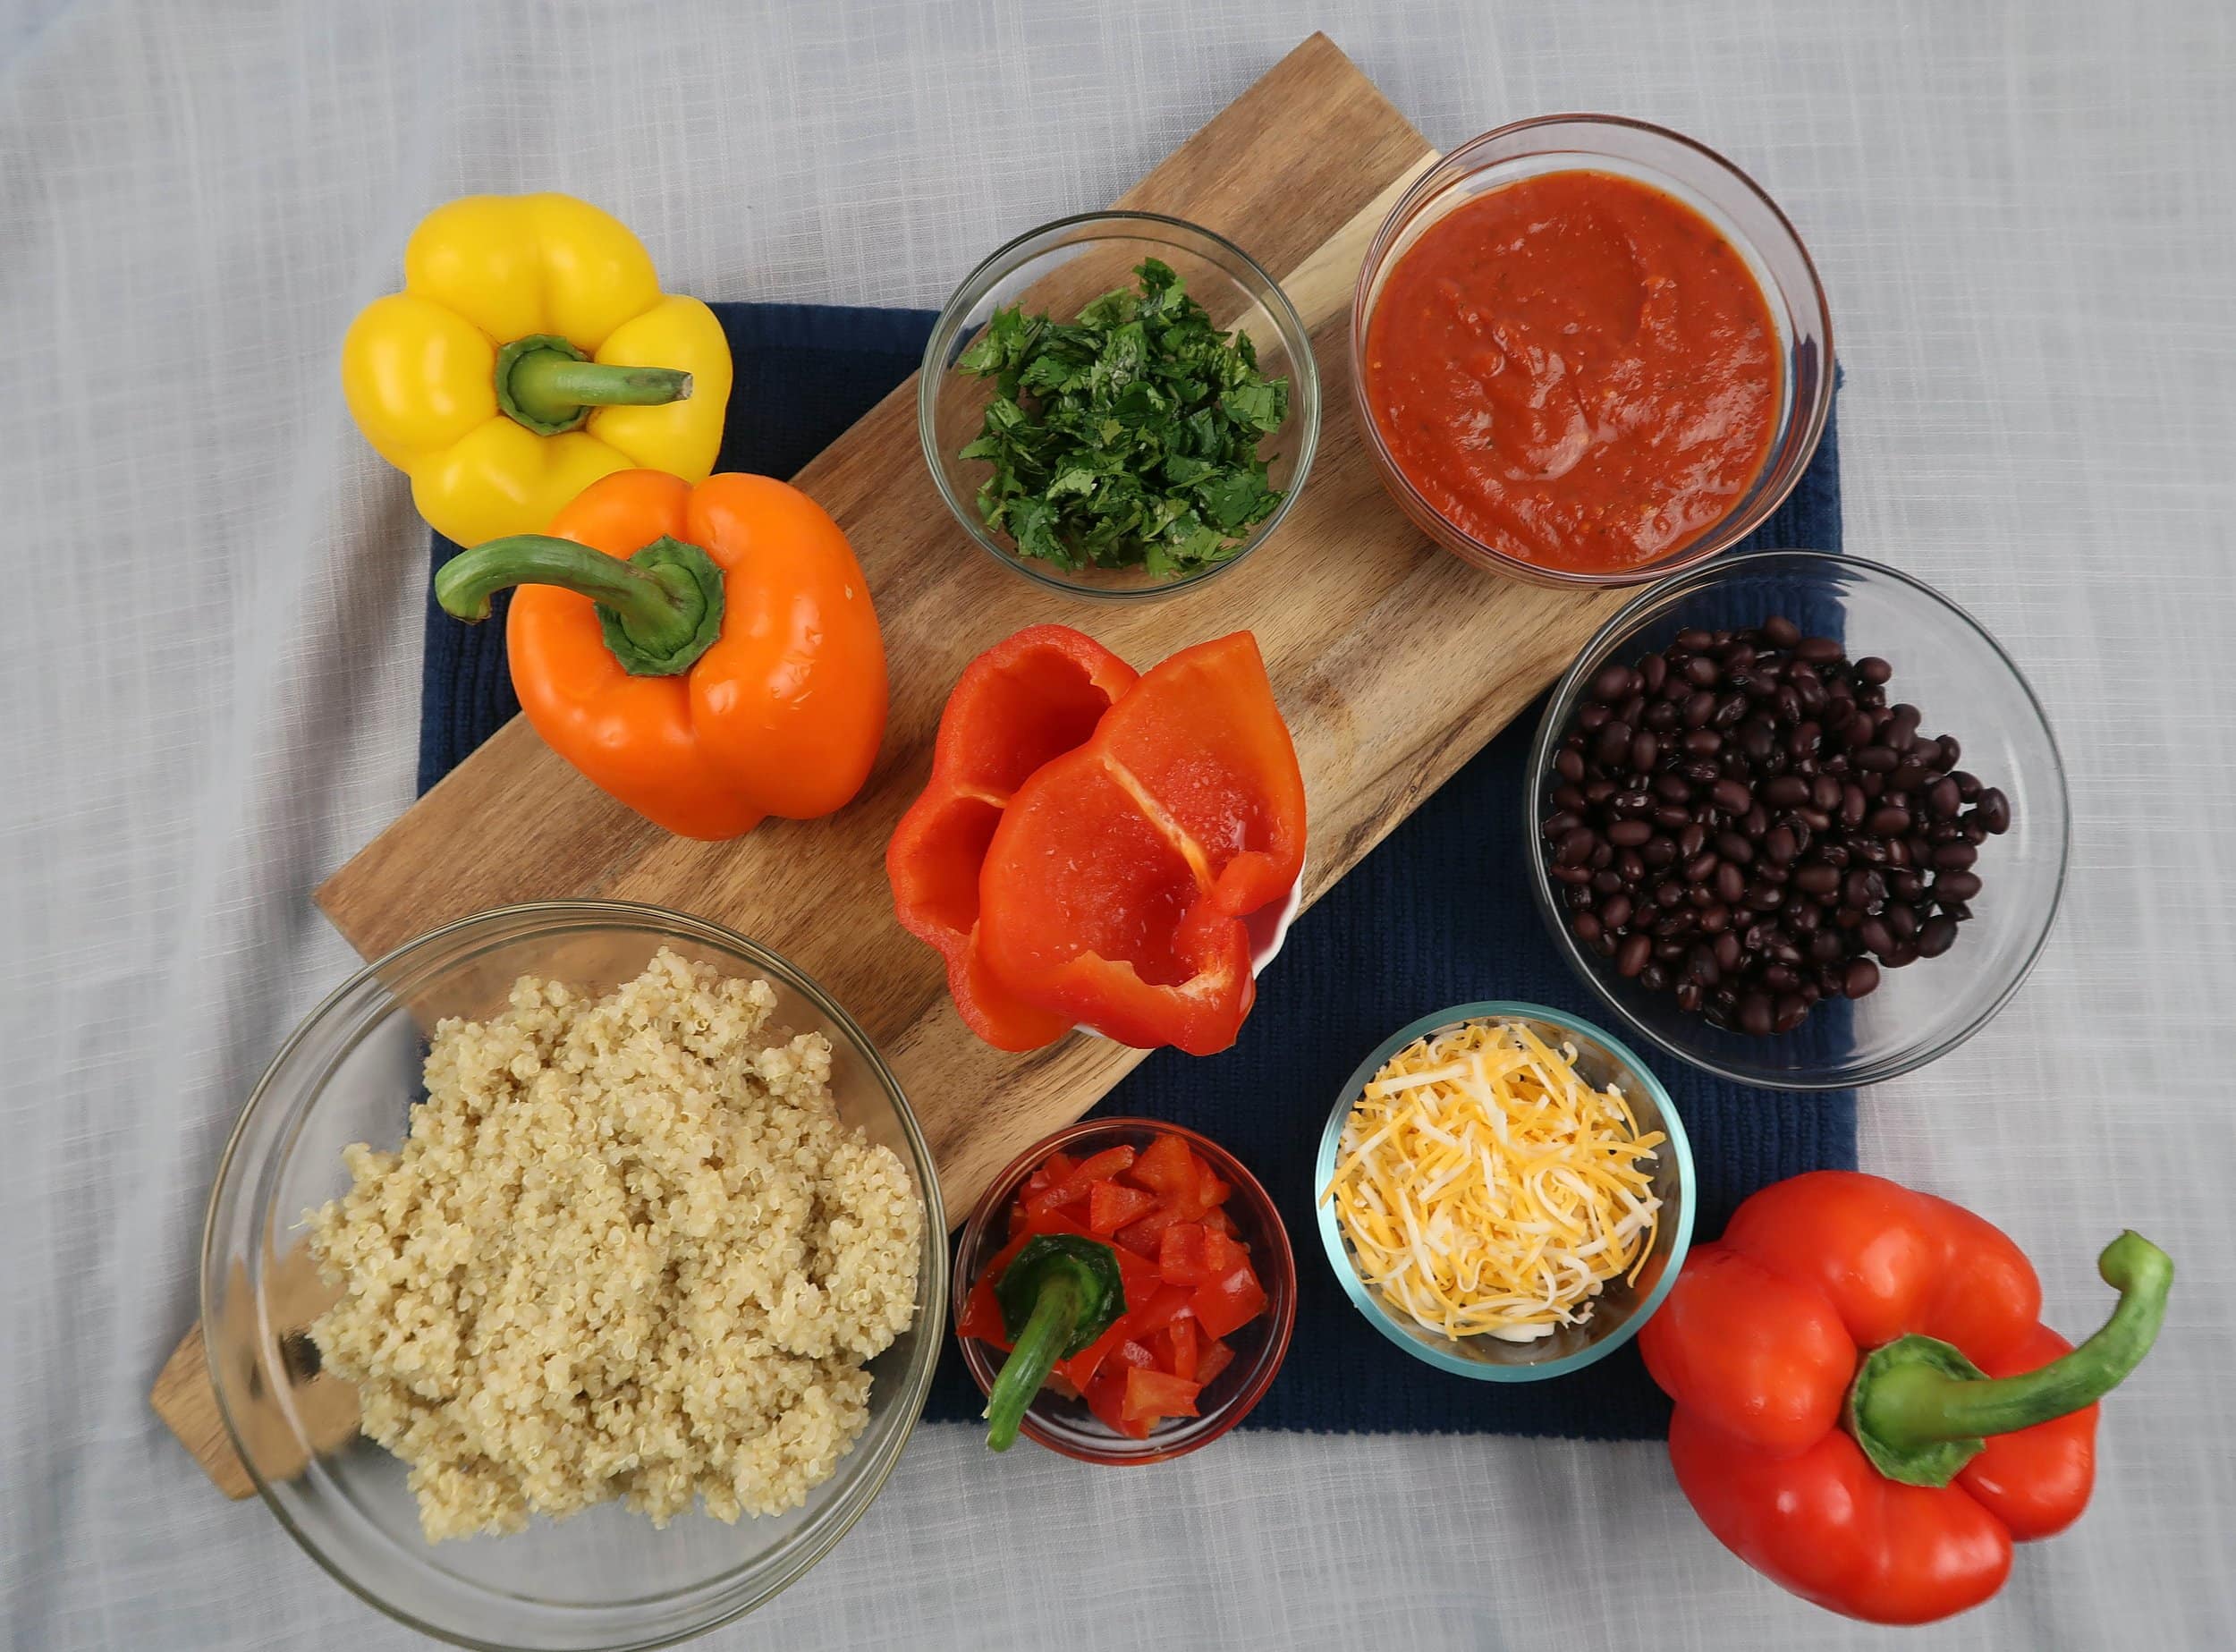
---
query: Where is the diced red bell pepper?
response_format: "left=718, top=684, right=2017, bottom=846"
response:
left=1195, top=1337, right=1236, bottom=1389
left=976, top=633, right=1307, bottom=1056
left=1132, top=1133, right=1199, bottom=1205
left=1114, top=1206, right=1185, bottom=1258
left=1157, top=1222, right=1210, bottom=1286
left=1022, top=1148, right=1076, bottom=1199
left=1022, top=1144, right=1136, bottom=1218
left=1088, top=1179, right=1157, bottom=1236
left=1122, top=1368, right=1203, bottom=1427
left=1129, top=1282, right=1198, bottom=1340
left=887, top=626, right=1139, bottom=1051
left=1086, top=1367, right=1152, bottom=1440
left=958, top=1229, right=1031, bottom=1346
left=1163, top=1315, right=1199, bottom=1382
left=1193, top=1258, right=1268, bottom=1341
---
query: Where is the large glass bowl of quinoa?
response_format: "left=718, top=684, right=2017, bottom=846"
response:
left=201, top=902, right=946, bottom=1651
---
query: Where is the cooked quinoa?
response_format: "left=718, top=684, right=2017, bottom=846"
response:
left=307, top=948, right=922, bottom=1542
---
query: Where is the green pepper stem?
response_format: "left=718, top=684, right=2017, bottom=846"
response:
left=982, top=1274, right=1081, bottom=1453
left=433, top=533, right=725, bottom=678
left=493, top=333, right=691, bottom=434
left=1855, top=1232, right=2172, bottom=1472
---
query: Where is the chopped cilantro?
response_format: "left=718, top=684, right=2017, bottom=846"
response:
left=955, top=258, right=1290, bottom=580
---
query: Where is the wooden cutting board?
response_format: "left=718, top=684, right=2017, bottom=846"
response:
left=156, top=33, right=1629, bottom=1497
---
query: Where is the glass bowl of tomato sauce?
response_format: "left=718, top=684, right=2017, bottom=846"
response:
left=953, top=1119, right=1297, bottom=1463
left=1351, top=115, right=1834, bottom=588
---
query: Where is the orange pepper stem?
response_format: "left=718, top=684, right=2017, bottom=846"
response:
left=495, top=334, right=693, bottom=436
left=435, top=533, right=724, bottom=678
left=1848, top=1231, right=2172, bottom=1487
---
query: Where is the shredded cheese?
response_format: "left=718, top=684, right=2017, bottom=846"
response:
left=1321, top=1020, right=1664, bottom=1343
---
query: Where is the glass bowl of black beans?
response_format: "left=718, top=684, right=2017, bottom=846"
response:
left=1529, top=550, right=2070, bottom=1090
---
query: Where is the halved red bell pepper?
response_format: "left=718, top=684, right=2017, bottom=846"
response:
left=887, top=625, right=1138, bottom=1050
left=977, top=632, right=1306, bottom=1055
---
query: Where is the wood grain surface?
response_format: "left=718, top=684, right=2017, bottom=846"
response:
left=158, top=34, right=1625, bottom=1497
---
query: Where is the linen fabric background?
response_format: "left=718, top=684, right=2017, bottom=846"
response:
left=3, top=3, right=2231, bottom=1649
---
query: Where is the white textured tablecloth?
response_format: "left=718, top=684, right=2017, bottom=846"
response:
left=4, top=3, right=2232, bottom=1648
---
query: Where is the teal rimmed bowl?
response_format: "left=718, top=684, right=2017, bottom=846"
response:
left=1313, top=1002, right=1695, bottom=1382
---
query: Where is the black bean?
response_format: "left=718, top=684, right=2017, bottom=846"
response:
left=1686, top=945, right=1721, bottom=986
left=1935, top=870, right=1983, bottom=902
left=1617, top=849, right=1647, bottom=882
left=1600, top=894, right=1634, bottom=932
left=1654, top=879, right=1687, bottom=909
left=1868, top=805, right=1912, bottom=836
left=1937, top=735, right=1962, bottom=769
left=1683, top=851, right=1720, bottom=883
left=1953, top=769, right=1982, bottom=802
left=1645, top=699, right=1679, bottom=732
left=1676, top=822, right=1707, bottom=859
left=1944, top=901, right=1975, bottom=922
left=1572, top=911, right=1603, bottom=944
left=1765, top=826, right=1799, bottom=866
left=1739, top=993, right=1774, bottom=1035
left=1555, top=748, right=1585, bottom=784
left=1841, top=784, right=1868, bottom=827
left=1762, top=963, right=1800, bottom=993
left=1681, top=728, right=1723, bottom=758
left=1592, top=869, right=1624, bottom=895
left=1859, top=916, right=1894, bottom=957
left=1655, top=772, right=1692, bottom=801
left=1700, top=903, right=1732, bottom=936
left=1855, top=744, right=1900, bottom=773
left=1642, top=835, right=1678, bottom=868
left=1857, top=656, right=1893, bottom=684
left=1795, top=636, right=1842, bottom=665
left=1715, top=861, right=1748, bottom=904
left=1543, top=810, right=1582, bottom=840
left=1976, top=788, right=2012, bottom=834
left=1580, top=703, right=1609, bottom=733
left=1550, top=863, right=1592, bottom=885
left=1843, top=958, right=1881, bottom=999
left=1619, top=692, right=1648, bottom=728
left=1882, top=942, right=1919, bottom=969
left=1810, top=928, right=1846, bottom=964
left=1615, top=933, right=1651, bottom=977
left=1917, top=916, right=1959, bottom=958
left=1886, top=902, right=1919, bottom=942
left=1596, top=721, right=1634, bottom=767
left=1639, top=963, right=1672, bottom=992
left=1640, top=653, right=1668, bottom=694
left=1655, top=914, right=1694, bottom=942
left=1654, top=804, right=1692, bottom=830
left=1584, top=778, right=1615, bottom=804
left=1593, top=932, right=1619, bottom=958
left=1714, top=931, right=1742, bottom=971
left=1934, top=841, right=1978, bottom=870
left=1888, top=870, right=1927, bottom=902
left=1762, top=775, right=1808, bottom=808
left=1630, top=732, right=1661, bottom=773
left=1591, top=663, right=1638, bottom=703
left=1674, top=981, right=1704, bottom=1012
left=1716, top=831, right=1756, bottom=866
left=1763, top=615, right=1802, bottom=648
left=1710, top=778, right=1753, bottom=815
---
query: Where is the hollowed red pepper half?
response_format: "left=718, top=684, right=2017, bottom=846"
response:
left=977, top=631, right=1305, bottom=1055
left=885, top=626, right=1137, bottom=1050
left=1639, top=1171, right=2172, bottom=1625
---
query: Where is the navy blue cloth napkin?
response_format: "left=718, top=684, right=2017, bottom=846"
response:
left=417, top=302, right=1855, bottom=1439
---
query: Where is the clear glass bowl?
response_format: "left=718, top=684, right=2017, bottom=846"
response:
left=1351, top=115, right=1834, bottom=589
left=1527, top=551, right=2071, bottom=1090
left=953, top=1119, right=1296, bottom=1462
left=1314, top=1004, right=1694, bottom=1380
left=201, top=902, right=948, bottom=1652
left=919, top=210, right=1321, bottom=601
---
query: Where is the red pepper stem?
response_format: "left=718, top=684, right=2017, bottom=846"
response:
left=982, top=1274, right=1080, bottom=1453
left=1849, top=1231, right=2172, bottom=1487
left=494, top=333, right=691, bottom=434
left=434, top=534, right=724, bottom=678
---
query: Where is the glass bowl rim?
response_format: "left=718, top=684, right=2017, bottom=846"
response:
left=1525, top=548, right=2074, bottom=1090
left=200, top=898, right=949, bottom=1652
left=952, top=1114, right=1299, bottom=1462
left=1347, top=111, right=1835, bottom=589
left=917, top=208, right=1324, bottom=603
left=1313, top=1000, right=1696, bottom=1382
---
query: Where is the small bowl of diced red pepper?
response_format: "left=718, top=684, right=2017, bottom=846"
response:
left=954, top=1120, right=1296, bottom=1463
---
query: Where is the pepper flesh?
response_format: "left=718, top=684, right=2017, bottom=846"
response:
left=976, top=631, right=1305, bottom=1055
left=1639, top=1171, right=2172, bottom=1625
left=343, top=193, right=732, bottom=546
left=886, top=626, right=1138, bottom=1050
left=437, top=469, right=885, bottom=839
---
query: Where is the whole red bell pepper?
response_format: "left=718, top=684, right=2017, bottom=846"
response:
left=1639, top=1171, right=2172, bottom=1625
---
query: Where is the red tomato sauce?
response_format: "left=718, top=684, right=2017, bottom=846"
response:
left=1364, top=170, right=1781, bottom=573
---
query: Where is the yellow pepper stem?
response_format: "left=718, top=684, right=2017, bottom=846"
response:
left=495, top=334, right=693, bottom=436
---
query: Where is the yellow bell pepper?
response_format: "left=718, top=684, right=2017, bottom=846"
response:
left=341, top=193, right=732, bottom=546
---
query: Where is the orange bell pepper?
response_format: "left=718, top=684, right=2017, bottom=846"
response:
left=1639, top=1171, right=2172, bottom=1625
left=433, top=469, right=885, bottom=839
left=886, top=626, right=1137, bottom=1049
left=976, top=632, right=1305, bottom=1055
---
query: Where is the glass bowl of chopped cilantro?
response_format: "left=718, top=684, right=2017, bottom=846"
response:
left=919, top=211, right=1320, bottom=599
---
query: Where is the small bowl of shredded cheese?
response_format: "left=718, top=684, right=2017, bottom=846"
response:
left=1315, top=1004, right=1694, bottom=1381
